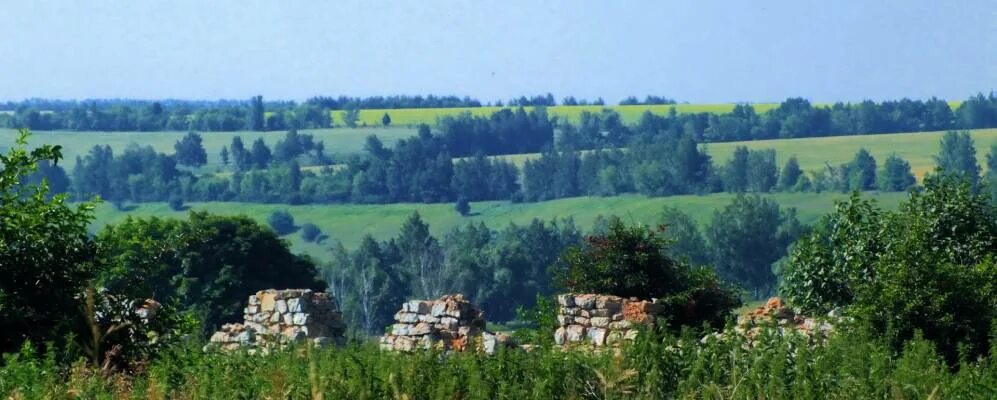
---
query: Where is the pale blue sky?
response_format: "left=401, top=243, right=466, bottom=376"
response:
left=1, top=1, right=994, bottom=103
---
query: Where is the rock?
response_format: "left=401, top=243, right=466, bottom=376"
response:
left=395, top=311, right=420, bottom=323
left=557, top=294, right=575, bottom=307
left=574, top=316, right=590, bottom=326
left=403, top=300, right=430, bottom=314
left=292, top=313, right=308, bottom=325
left=587, top=327, right=607, bottom=346
left=391, top=324, right=411, bottom=336
left=410, top=322, right=432, bottom=336
left=590, top=317, right=610, bottom=328
left=575, top=294, right=596, bottom=310
left=566, top=325, right=586, bottom=342
left=275, top=299, right=288, bottom=314
left=287, top=298, right=302, bottom=313
left=554, top=327, right=567, bottom=345
left=259, top=292, right=276, bottom=312
left=557, top=315, right=574, bottom=326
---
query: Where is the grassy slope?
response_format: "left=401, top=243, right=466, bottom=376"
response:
left=91, top=191, right=908, bottom=263
left=491, top=128, right=997, bottom=180
left=342, top=101, right=961, bottom=126
left=0, top=127, right=416, bottom=171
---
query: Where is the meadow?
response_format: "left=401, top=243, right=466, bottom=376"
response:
left=339, top=101, right=962, bottom=127
left=91, top=191, right=908, bottom=263
left=490, top=128, right=997, bottom=180
left=0, top=127, right=416, bottom=171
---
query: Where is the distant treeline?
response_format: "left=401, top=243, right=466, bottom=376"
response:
left=38, top=121, right=992, bottom=209
left=5, top=93, right=997, bottom=137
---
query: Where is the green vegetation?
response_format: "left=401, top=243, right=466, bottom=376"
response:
left=89, top=192, right=908, bottom=260
left=0, top=127, right=417, bottom=171
left=495, top=128, right=997, bottom=179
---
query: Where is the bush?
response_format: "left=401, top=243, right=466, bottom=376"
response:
left=455, top=196, right=470, bottom=216
left=300, top=223, right=321, bottom=242
left=167, top=195, right=184, bottom=211
left=782, top=176, right=997, bottom=362
left=267, top=210, right=295, bottom=235
left=555, top=219, right=741, bottom=330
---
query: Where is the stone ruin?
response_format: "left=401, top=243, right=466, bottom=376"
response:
left=380, top=294, right=512, bottom=354
left=723, top=297, right=836, bottom=345
left=554, top=293, right=668, bottom=347
left=208, top=289, right=346, bottom=351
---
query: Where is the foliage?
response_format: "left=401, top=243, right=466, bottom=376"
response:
left=706, top=195, right=804, bottom=296
left=267, top=210, right=296, bottom=235
left=300, top=222, right=321, bottom=242
left=0, top=129, right=100, bottom=355
left=934, top=130, right=981, bottom=187
left=877, top=153, right=916, bottom=191
left=455, top=196, right=470, bottom=216
left=556, top=219, right=740, bottom=329
left=167, top=194, right=184, bottom=211
left=96, top=211, right=324, bottom=330
left=173, top=132, right=207, bottom=167
left=782, top=176, right=997, bottom=362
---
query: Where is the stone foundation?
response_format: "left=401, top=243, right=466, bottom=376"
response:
left=380, top=294, right=512, bottom=354
left=554, top=293, right=667, bottom=347
left=208, top=289, right=345, bottom=350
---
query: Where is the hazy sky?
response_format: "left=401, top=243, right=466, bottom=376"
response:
left=1, top=1, right=994, bottom=103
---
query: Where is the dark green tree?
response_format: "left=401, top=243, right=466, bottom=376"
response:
left=250, top=138, right=272, bottom=169
left=782, top=177, right=996, bottom=362
left=381, top=112, right=391, bottom=127
left=659, top=206, right=710, bottom=266
left=0, top=129, right=100, bottom=354
left=723, top=146, right=749, bottom=192
left=847, top=148, right=877, bottom=190
left=267, top=210, right=295, bottom=235
left=455, top=196, right=470, bottom=216
left=219, top=145, right=229, bottom=166
left=248, top=95, right=265, bottom=131
left=877, top=154, right=916, bottom=191
left=174, top=131, right=207, bottom=167
left=97, top=211, right=323, bottom=330
left=934, top=130, right=980, bottom=186
left=746, top=149, right=777, bottom=192
left=778, top=156, right=802, bottom=191
left=706, top=195, right=802, bottom=297
left=300, top=223, right=321, bottom=242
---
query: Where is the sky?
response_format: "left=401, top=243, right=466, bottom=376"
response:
left=1, top=1, right=994, bottom=104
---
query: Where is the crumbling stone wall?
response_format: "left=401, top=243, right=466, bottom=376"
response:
left=554, top=293, right=667, bottom=347
left=380, top=294, right=511, bottom=354
left=209, top=289, right=345, bottom=350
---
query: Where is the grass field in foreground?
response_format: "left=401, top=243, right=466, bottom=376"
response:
left=90, top=191, right=908, bottom=264
left=489, top=128, right=997, bottom=180
left=0, top=127, right=416, bottom=171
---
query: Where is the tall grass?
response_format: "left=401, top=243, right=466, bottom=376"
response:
left=3, top=325, right=993, bottom=399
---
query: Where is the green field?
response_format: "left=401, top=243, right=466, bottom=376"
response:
left=0, top=127, right=416, bottom=171
left=337, top=101, right=962, bottom=127
left=490, top=128, right=997, bottom=180
left=91, top=191, right=908, bottom=263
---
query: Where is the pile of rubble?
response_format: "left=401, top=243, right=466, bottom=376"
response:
left=380, top=294, right=512, bottom=354
left=703, top=297, right=836, bottom=345
left=554, top=294, right=667, bottom=347
left=208, top=289, right=345, bottom=351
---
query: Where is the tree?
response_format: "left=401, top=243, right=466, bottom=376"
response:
left=723, top=146, right=749, bottom=192
left=455, top=196, right=470, bottom=216
left=97, top=211, right=323, bottom=330
left=267, top=210, right=295, bottom=235
left=847, top=148, right=877, bottom=190
left=877, top=154, right=916, bottom=191
left=659, top=206, right=710, bottom=266
left=987, top=144, right=997, bottom=203
left=220, top=145, right=230, bottom=166
left=167, top=194, right=184, bottom=211
left=746, top=149, right=777, bottom=192
left=781, top=177, right=996, bottom=362
left=230, top=136, right=251, bottom=171
left=250, top=138, right=272, bottom=169
left=778, top=156, right=802, bottom=191
left=300, top=223, right=321, bottom=242
left=341, top=108, right=360, bottom=128
left=381, top=112, right=392, bottom=127
left=174, top=131, right=207, bottom=167
left=395, top=212, right=447, bottom=299
left=934, top=130, right=980, bottom=187
left=249, top=95, right=265, bottom=131
left=0, top=129, right=100, bottom=354
left=706, top=195, right=802, bottom=297
left=555, top=219, right=740, bottom=330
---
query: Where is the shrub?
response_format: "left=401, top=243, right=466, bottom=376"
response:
left=555, top=219, right=741, bottom=330
left=782, top=175, right=997, bottom=362
left=267, top=210, right=295, bottom=235
left=455, top=196, right=470, bottom=216
left=300, top=223, right=321, bottom=242
left=167, top=195, right=184, bottom=211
